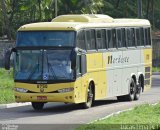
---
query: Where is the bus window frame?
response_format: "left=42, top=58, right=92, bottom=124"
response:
left=140, top=27, right=145, bottom=47
left=115, top=28, right=127, bottom=50
left=125, top=27, right=136, bottom=49
left=77, top=29, right=86, bottom=50
left=116, top=28, right=122, bottom=49
left=76, top=53, right=87, bottom=79
left=76, top=54, right=82, bottom=78
left=135, top=28, right=141, bottom=47
left=107, top=28, right=117, bottom=51
left=96, top=29, right=107, bottom=51
left=85, top=29, right=97, bottom=52
left=144, top=27, right=152, bottom=48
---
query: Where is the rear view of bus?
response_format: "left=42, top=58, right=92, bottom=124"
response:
left=4, top=14, right=152, bottom=110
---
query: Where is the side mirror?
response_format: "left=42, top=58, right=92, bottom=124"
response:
left=70, top=49, right=77, bottom=70
left=4, top=48, right=16, bottom=70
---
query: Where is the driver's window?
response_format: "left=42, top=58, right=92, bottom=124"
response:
left=76, top=55, right=81, bottom=76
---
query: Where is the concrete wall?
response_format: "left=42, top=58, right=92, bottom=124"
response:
left=0, top=40, right=15, bottom=67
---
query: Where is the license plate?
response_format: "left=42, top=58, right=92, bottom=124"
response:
left=37, top=96, right=47, bottom=100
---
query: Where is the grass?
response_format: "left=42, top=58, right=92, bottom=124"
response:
left=77, top=104, right=160, bottom=130
left=0, top=68, right=15, bottom=104
left=152, top=67, right=160, bottom=72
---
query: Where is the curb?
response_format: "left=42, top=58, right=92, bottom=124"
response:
left=152, top=72, right=160, bottom=75
left=89, top=102, right=159, bottom=124
left=0, top=102, right=31, bottom=109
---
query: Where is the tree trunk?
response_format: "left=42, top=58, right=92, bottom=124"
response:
left=38, top=0, right=42, bottom=20
left=137, top=0, right=142, bottom=18
left=146, top=0, right=150, bottom=18
left=151, top=0, right=155, bottom=29
left=116, top=0, right=120, bottom=8
left=0, top=0, right=12, bottom=39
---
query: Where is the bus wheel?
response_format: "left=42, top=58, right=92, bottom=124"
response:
left=82, top=84, right=94, bottom=109
left=134, top=79, right=142, bottom=100
left=126, top=78, right=136, bottom=101
left=32, top=102, right=44, bottom=110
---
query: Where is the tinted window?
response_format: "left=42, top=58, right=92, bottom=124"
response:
left=77, top=30, right=85, bottom=49
left=16, top=31, right=75, bottom=47
left=85, top=30, right=91, bottom=49
left=136, top=28, right=141, bottom=46
left=126, top=28, right=135, bottom=47
left=140, top=28, right=145, bottom=46
left=122, top=28, right=126, bottom=47
left=102, top=30, right=106, bottom=49
left=90, top=30, right=96, bottom=49
left=145, top=28, right=151, bottom=46
left=96, top=30, right=106, bottom=49
left=112, top=29, right=116, bottom=48
left=76, top=55, right=81, bottom=75
left=117, top=29, right=122, bottom=48
left=106, top=29, right=112, bottom=48
left=85, top=30, right=96, bottom=50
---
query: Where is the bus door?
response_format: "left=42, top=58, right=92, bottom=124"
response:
left=75, top=54, right=87, bottom=103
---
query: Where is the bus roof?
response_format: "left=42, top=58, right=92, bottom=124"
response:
left=18, top=14, right=151, bottom=31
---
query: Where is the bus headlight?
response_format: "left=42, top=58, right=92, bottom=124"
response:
left=15, top=88, right=28, bottom=93
left=58, top=88, right=74, bottom=93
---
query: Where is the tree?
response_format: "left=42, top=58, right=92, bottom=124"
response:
left=0, top=0, right=12, bottom=39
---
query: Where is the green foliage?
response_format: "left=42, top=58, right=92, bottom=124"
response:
left=0, top=68, right=14, bottom=88
left=0, top=0, right=160, bottom=39
left=76, top=104, right=160, bottom=130
left=0, top=68, right=14, bottom=104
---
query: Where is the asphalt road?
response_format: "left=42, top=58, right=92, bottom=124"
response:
left=0, top=74, right=160, bottom=129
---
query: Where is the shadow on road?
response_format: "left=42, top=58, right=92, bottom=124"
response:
left=0, top=99, right=119, bottom=121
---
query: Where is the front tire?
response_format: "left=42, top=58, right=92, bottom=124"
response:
left=82, top=84, right=94, bottom=109
left=32, top=102, right=44, bottom=110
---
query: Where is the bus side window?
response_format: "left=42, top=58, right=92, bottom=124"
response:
left=122, top=28, right=126, bottom=47
left=96, top=30, right=102, bottom=49
left=116, top=28, right=122, bottom=48
left=112, top=29, right=116, bottom=48
left=145, top=27, right=151, bottom=46
left=77, top=30, right=85, bottom=50
left=76, top=55, right=81, bottom=76
left=106, top=29, right=112, bottom=49
left=96, top=29, right=106, bottom=49
left=126, top=28, right=134, bottom=47
left=90, top=30, right=96, bottom=50
left=148, top=28, right=151, bottom=45
left=136, top=28, right=141, bottom=46
left=76, top=54, right=86, bottom=76
left=132, top=28, right=136, bottom=47
left=85, top=30, right=91, bottom=50
left=140, top=28, right=145, bottom=46
left=102, top=29, right=106, bottom=49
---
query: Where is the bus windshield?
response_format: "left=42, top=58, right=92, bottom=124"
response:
left=16, top=31, right=75, bottom=47
left=14, top=49, right=74, bottom=81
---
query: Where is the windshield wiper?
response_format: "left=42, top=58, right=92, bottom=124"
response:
left=28, top=64, right=39, bottom=80
left=46, top=54, right=57, bottom=79
left=48, top=62, right=58, bottom=79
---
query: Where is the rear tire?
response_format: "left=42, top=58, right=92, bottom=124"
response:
left=125, top=78, right=136, bottom=101
left=82, top=84, right=94, bottom=109
left=32, top=102, right=44, bottom=110
left=134, top=78, right=142, bottom=100
left=117, top=78, right=136, bottom=102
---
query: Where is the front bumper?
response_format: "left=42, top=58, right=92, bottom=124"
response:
left=15, top=91, right=75, bottom=103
